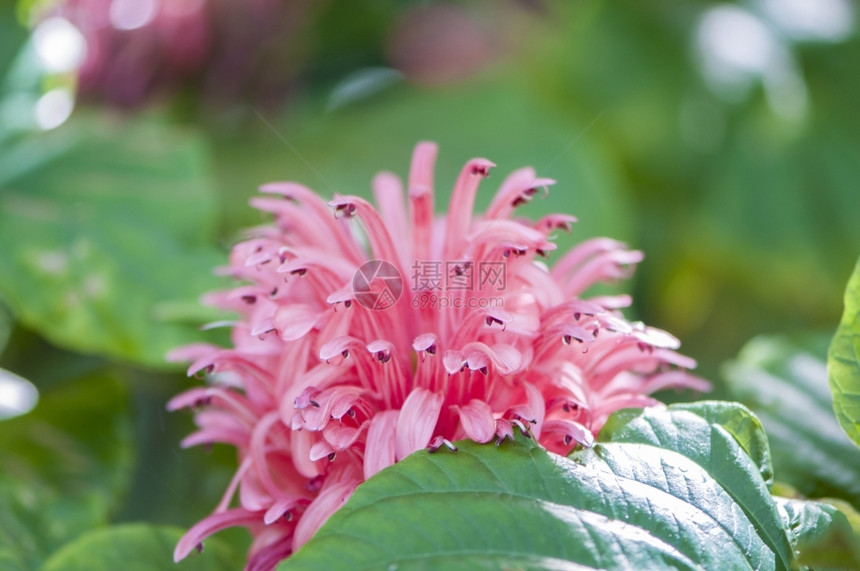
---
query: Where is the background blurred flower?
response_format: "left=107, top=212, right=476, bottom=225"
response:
left=169, top=142, right=708, bottom=568
left=45, top=0, right=311, bottom=108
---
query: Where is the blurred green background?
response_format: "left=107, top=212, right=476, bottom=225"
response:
left=1, top=0, right=858, bottom=567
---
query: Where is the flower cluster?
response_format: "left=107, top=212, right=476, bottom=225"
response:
left=51, top=0, right=306, bottom=108
left=169, top=142, right=708, bottom=570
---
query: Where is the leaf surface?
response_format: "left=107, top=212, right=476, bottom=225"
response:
left=283, top=402, right=793, bottom=571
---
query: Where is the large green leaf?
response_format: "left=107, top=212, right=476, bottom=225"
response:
left=41, top=523, right=240, bottom=571
left=829, top=257, right=860, bottom=446
left=0, top=371, right=133, bottom=570
left=0, top=113, right=225, bottom=368
left=283, top=402, right=793, bottom=570
left=775, top=496, right=860, bottom=569
left=725, top=335, right=860, bottom=506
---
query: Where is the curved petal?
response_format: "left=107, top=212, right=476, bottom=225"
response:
left=274, top=304, right=321, bottom=341
left=292, top=471, right=361, bottom=549
left=456, top=399, right=496, bottom=443
left=395, top=388, right=443, bottom=460
left=174, top=508, right=263, bottom=562
left=364, top=410, right=399, bottom=480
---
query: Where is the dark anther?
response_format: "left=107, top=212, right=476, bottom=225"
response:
left=328, top=452, right=336, bottom=462
left=564, top=435, right=573, bottom=446
left=454, top=265, right=464, bottom=276
left=512, top=419, right=529, bottom=435
left=485, top=315, right=504, bottom=327
left=513, top=188, right=539, bottom=208
left=341, top=349, right=350, bottom=359
left=562, top=335, right=571, bottom=345
left=471, top=165, right=490, bottom=176
left=376, top=351, right=391, bottom=363
left=284, top=511, right=293, bottom=522
left=195, top=543, right=204, bottom=554
left=478, top=366, right=489, bottom=376
left=241, top=295, right=257, bottom=304
left=290, top=268, right=307, bottom=277
left=269, top=287, right=278, bottom=297
left=428, top=436, right=443, bottom=452
left=307, top=476, right=324, bottom=493
left=429, top=436, right=458, bottom=453
left=309, top=400, right=320, bottom=408
left=344, top=300, right=352, bottom=308
left=335, top=203, right=357, bottom=217
left=536, top=249, right=548, bottom=258
left=425, top=343, right=437, bottom=355
left=198, top=364, right=215, bottom=378
left=573, top=312, right=581, bottom=320
left=347, top=409, right=356, bottom=418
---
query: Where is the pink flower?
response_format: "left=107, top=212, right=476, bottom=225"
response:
left=169, top=142, right=709, bottom=570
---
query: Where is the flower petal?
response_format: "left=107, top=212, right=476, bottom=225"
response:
left=364, top=410, right=399, bottom=480
left=456, top=399, right=496, bottom=443
left=274, top=304, right=320, bottom=341
left=395, top=388, right=443, bottom=460
left=174, top=508, right=263, bottom=562
left=292, top=471, right=361, bottom=549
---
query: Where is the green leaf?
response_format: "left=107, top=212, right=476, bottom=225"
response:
left=829, top=257, right=860, bottom=446
left=41, top=523, right=240, bottom=571
left=0, top=372, right=133, bottom=569
left=775, top=497, right=860, bottom=569
left=724, top=335, right=860, bottom=506
left=602, top=400, right=774, bottom=487
left=283, top=402, right=793, bottom=570
left=0, top=113, right=226, bottom=368
left=599, top=402, right=792, bottom=569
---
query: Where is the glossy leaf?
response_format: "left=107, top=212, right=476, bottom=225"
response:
left=775, top=496, right=860, bottom=569
left=283, top=402, right=793, bottom=570
left=829, top=257, right=860, bottom=446
left=724, top=335, right=860, bottom=506
left=0, top=372, right=133, bottom=569
left=602, top=400, right=774, bottom=487
left=42, top=524, right=240, bottom=571
left=0, top=114, right=225, bottom=368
